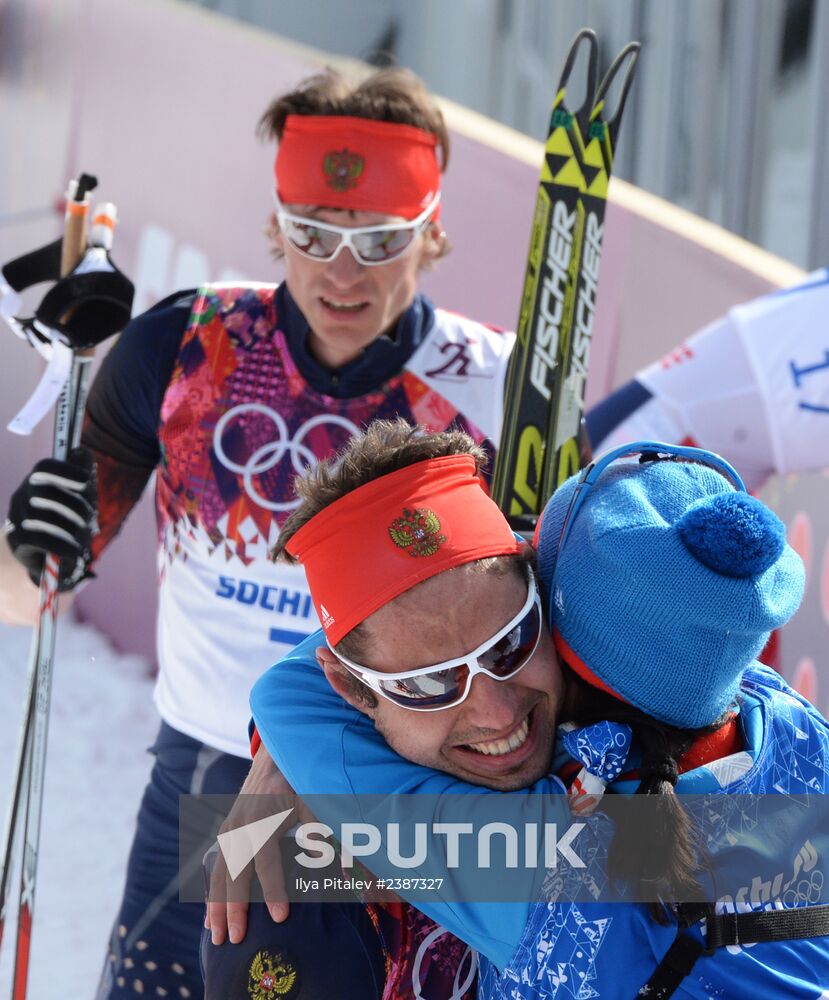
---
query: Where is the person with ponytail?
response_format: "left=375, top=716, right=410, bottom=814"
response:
left=249, top=434, right=829, bottom=998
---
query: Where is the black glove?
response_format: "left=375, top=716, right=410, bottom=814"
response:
left=5, top=447, right=98, bottom=592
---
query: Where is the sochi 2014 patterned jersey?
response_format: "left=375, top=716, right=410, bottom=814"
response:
left=84, top=283, right=512, bottom=756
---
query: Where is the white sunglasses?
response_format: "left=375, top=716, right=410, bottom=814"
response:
left=331, top=573, right=542, bottom=712
left=272, top=190, right=440, bottom=266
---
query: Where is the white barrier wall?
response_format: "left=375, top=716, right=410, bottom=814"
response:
left=2, top=0, right=824, bottom=712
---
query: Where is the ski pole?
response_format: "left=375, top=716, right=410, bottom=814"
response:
left=0, top=686, right=33, bottom=953
left=0, top=170, right=132, bottom=993
left=5, top=174, right=95, bottom=999
left=0, top=172, right=98, bottom=959
left=11, top=358, right=97, bottom=1000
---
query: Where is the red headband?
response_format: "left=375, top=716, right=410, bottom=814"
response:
left=275, top=115, right=441, bottom=219
left=286, top=455, right=520, bottom=646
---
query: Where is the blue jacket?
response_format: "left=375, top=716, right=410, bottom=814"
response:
left=251, top=632, right=829, bottom=998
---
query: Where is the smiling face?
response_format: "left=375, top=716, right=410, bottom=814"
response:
left=318, top=562, right=565, bottom=791
left=276, top=204, right=443, bottom=370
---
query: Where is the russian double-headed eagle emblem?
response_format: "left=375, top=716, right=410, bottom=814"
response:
left=248, top=950, right=298, bottom=997
left=388, top=507, right=446, bottom=557
left=323, top=149, right=365, bottom=191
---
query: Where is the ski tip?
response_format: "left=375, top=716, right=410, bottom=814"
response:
left=594, top=39, right=642, bottom=132
left=557, top=28, right=598, bottom=116
left=570, top=26, right=597, bottom=46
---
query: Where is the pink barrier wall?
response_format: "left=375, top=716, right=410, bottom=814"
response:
left=2, top=0, right=825, bottom=714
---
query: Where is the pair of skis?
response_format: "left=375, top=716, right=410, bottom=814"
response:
left=0, top=175, right=131, bottom=999
left=492, top=29, right=641, bottom=530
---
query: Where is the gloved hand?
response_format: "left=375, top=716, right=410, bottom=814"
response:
left=4, top=446, right=97, bottom=592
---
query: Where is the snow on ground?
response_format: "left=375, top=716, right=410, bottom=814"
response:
left=0, top=615, right=158, bottom=996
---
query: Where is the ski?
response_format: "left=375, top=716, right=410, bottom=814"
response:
left=492, top=31, right=641, bottom=528
left=491, top=28, right=597, bottom=529
left=541, top=40, right=641, bottom=498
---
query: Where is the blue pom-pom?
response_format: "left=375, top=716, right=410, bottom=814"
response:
left=677, top=493, right=786, bottom=578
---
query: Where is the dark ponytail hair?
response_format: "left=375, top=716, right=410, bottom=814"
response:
left=563, top=670, right=731, bottom=922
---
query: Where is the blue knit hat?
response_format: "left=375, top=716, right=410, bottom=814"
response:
left=535, top=446, right=805, bottom=729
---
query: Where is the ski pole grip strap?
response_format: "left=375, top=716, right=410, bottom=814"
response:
left=2, top=238, right=63, bottom=292
left=36, top=264, right=134, bottom=348
left=2, top=239, right=135, bottom=349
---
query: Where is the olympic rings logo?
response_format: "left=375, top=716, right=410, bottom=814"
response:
left=782, top=869, right=824, bottom=907
left=213, top=403, right=361, bottom=512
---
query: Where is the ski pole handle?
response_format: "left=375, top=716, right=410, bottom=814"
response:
left=60, top=178, right=91, bottom=276
left=8, top=173, right=98, bottom=1000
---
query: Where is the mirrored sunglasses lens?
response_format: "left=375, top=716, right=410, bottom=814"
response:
left=352, top=228, right=416, bottom=263
left=283, top=220, right=341, bottom=259
left=378, top=666, right=468, bottom=709
left=480, top=602, right=541, bottom=678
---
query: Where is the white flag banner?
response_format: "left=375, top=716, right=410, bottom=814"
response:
left=634, top=269, right=829, bottom=487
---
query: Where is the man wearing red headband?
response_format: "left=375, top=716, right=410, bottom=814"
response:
left=0, top=68, right=513, bottom=999
left=269, top=420, right=566, bottom=789
left=202, top=419, right=566, bottom=995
